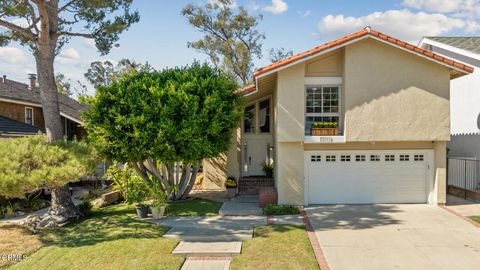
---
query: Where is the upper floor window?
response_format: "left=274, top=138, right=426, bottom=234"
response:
left=244, top=98, right=271, bottom=134
left=305, top=86, right=340, bottom=135
left=25, top=107, right=34, bottom=125
left=244, top=104, right=256, bottom=133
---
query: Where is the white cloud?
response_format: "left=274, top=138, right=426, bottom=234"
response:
left=83, top=38, right=96, bottom=49
left=318, top=9, right=469, bottom=43
left=403, top=0, right=462, bottom=13
left=263, top=0, right=288, bottom=14
left=57, top=48, right=81, bottom=64
left=0, top=47, right=28, bottom=64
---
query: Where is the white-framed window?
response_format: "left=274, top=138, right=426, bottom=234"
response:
left=25, top=107, right=34, bottom=125
left=414, top=155, right=424, bottom=161
left=355, top=155, right=366, bottom=162
left=370, top=155, right=380, bottom=161
left=326, top=155, right=336, bottom=162
left=340, top=155, right=351, bottom=162
left=311, top=155, right=321, bottom=162
left=385, top=155, right=395, bottom=161
left=305, top=85, right=340, bottom=135
left=400, top=155, right=410, bottom=161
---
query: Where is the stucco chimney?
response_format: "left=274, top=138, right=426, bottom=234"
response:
left=28, top=74, right=37, bottom=90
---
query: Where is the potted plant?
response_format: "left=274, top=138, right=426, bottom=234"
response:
left=148, top=177, right=167, bottom=219
left=225, top=176, right=238, bottom=198
left=110, top=165, right=148, bottom=218
left=262, top=162, right=274, bottom=178
left=311, top=121, right=339, bottom=136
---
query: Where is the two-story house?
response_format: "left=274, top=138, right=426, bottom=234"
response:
left=204, top=27, right=473, bottom=206
left=0, top=74, right=87, bottom=139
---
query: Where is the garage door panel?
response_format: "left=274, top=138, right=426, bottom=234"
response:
left=307, top=150, right=429, bottom=204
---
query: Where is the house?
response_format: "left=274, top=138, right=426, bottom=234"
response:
left=203, top=27, right=473, bottom=206
left=0, top=74, right=87, bottom=139
left=418, top=37, right=480, bottom=160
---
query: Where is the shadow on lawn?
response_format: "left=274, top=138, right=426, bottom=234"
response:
left=253, top=224, right=304, bottom=238
left=44, top=205, right=169, bottom=248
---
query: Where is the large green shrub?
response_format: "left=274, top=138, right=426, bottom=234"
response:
left=84, top=63, right=243, bottom=200
left=0, top=135, right=96, bottom=199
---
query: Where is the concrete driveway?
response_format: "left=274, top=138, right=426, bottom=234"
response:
left=306, top=204, right=480, bottom=270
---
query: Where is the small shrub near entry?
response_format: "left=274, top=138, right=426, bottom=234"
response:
left=263, top=204, right=300, bottom=216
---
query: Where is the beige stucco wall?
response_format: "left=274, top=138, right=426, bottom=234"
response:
left=305, top=49, right=343, bottom=77
left=276, top=142, right=304, bottom=205
left=276, top=62, right=305, bottom=142
left=433, top=141, right=447, bottom=205
left=344, top=38, right=451, bottom=142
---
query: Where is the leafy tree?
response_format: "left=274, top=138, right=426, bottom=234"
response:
left=85, top=58, right=153, bottom=88
left=0, top=0, right=139, bottom=220
left=182, top=0, right=264, bottom=86
left=55, top=73, right=72, bottom=97
left=0, top=135, right=96, bottom=220
left=269, top=47, right=293, bottom=63
left=84, top=63, right=243, bottom=200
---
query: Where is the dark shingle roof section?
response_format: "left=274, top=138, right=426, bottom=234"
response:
left=0, top=115, right=44, bottom=135
left=426, top=37, right=480, bottom=55
left=0, top=78, right=87, bottom=122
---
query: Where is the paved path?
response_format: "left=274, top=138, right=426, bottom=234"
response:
left=446, top=195, right=480, bottom=216
left=219, top=195, right=262, bottom=216
left=306, top=204, right=480, bottom=270
left=0, top=207, right=49, bottom=224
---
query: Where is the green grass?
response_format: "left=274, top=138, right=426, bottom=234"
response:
left=231, top=225, right=320, bottom=270
left=165, top=198, right=222, bottom=216
left=8, top=204, right=184, bottom=270
left=469, top=216, right=480, bottom=224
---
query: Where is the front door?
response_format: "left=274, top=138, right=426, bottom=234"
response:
left=244, top=137, right=272, bottom=176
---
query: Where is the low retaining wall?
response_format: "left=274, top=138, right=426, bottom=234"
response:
left=447, top=185, right=480, bottom=201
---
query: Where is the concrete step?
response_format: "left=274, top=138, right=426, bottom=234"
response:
left=164, top=227, right=253, bottom=241
left=173, top=241, right=242, bottom=257
left=181, top=258, right=231, bottom=270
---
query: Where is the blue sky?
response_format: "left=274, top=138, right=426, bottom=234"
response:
left=1, top=0, right=480, bottom=95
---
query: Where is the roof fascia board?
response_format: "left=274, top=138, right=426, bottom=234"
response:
left=420, top=38, right=480, bottom=62
left=60, top=112, right=83, bottom=125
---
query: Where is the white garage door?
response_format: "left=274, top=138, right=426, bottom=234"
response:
left=305, top=150, right=432, bottom=204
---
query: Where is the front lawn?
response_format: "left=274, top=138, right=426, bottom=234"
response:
left=231, top=225, right=320, bottom=270
left=7, top=204, right=184, bottom=270
left=469, top=216, right=480, bottom=224
left=166, top=198, right=222, bottom=216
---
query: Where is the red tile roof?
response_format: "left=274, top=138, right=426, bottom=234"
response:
left=253, top=27, right=474, bottom=78
left=238, top=27, right=474, bottom=95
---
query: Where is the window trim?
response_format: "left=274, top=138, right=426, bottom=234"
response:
left=243, top=95, right=272, bottom=135
left=25, top=106, right=34, bottom=125
left=305, top=84, right=342, bottom=135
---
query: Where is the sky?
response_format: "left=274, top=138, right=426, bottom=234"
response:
left=1, top=0, right=480, bottom=96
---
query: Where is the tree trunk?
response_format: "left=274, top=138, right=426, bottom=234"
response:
left=35, top=43, right=78, bottom=221
left=48, top=185, right=79, bottom=222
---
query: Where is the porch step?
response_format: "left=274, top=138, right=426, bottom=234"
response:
left=164, top=227, right=253, bottom=241
left=173, top=241, right=242, bottom=258
left=238, top=177, right=274, bottom=195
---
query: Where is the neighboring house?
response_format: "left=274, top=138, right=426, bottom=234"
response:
left=204, top=27, right=473, bottom=206
left=419, top=37, right=480, bottom=160
left=0, top=74, right=87, bottom=139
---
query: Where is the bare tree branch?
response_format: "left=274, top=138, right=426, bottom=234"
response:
left=58, top=0, right=77, bottom=13
left=0, top=19, right=35, bottom=40
left=57, top=31, right=93, bottom=38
